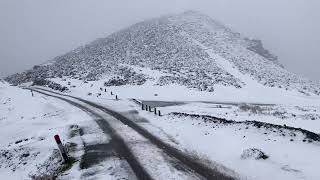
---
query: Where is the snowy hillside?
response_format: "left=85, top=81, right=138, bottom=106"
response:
left=5, top=11, right=320, bottom=96
left=21, top=84, right=320, bottom=180
left=0, top=81, right=135, bottom=179
left=3, top=10, right=320, bottom=180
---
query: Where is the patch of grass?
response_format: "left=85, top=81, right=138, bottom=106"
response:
left=31, top=174, right=56, bottom=180
left=31, top=157, right=77, bottom=180
left=239, top=103, right=263, bottom=114
left=57, top=157, right=77, bottom=174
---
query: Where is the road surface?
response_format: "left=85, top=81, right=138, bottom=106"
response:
left=29, top=87, right=237, bottom=180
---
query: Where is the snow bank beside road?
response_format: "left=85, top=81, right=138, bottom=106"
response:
left=137, top=107, right=320, bottom=180
left=0, top=84, right=92, bottom=179
left=32, top=78, right=320, bottom=180
left=53, top=82, right=320, bottom=180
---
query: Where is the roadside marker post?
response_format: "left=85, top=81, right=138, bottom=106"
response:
left=54, top=135, right=69, bottom=162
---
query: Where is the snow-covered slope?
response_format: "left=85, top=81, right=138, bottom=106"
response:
left=5, top=11, right=320, bottom=96
left=0, top=83, right=86, bottom=178
left=0, top=80, right=126, bottom=179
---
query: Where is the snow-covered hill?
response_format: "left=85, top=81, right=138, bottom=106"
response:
left=5, top=11, right=320, bottom=96
left=3, top=11, right=320, bottom=180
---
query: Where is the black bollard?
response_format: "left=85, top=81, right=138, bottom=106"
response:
left=149, top=106, right=152, bottom=112
left=111, top=91, right=113, bottom=95
left=142, top=104, right=144, bottom=110
left=158, top=110, right=161, bottom=116
left=105, top=89, right=107, bottom=92
left=116, top=95, right=118, bottom=100
left=154, top=108, right=157, bottom=115
left=145, top=105, right=148, bottom=111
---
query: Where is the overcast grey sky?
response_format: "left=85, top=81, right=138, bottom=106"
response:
left=0, top=0, right=319, bottom=81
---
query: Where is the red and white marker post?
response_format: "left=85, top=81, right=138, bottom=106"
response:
left=54, top=135, right=69, bottom=162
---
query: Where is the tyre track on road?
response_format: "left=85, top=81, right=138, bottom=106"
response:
left=31, top=87, right=237, bottom=180
left=29, top=88, right=152, bottom=180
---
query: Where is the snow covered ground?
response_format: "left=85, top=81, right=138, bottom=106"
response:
left=136, top=108, right=320, bottom=180
left=94, top=100, right=320, bottom=179
left=44, top=73, right=320, bottom=180
left=0, top=81, right=132, bottom=179
left=48, top=61, right=320, bottom=106
left=3, top=10, right=320, bottom=180
left=2, top=60, right=320, bottom=179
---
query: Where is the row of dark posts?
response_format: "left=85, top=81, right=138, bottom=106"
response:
left=111, top=91, right=118, bottom=100
left=100, top=87, right=118, bottom=100
left=141, top=104, right=161, bottom=116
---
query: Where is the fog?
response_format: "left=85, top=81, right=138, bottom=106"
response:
left=0, top=0, right=319, bottom=81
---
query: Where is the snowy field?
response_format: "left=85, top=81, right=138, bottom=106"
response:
left=48, top=61, right=320, bottom=106
left=2, top=62, right=320, bottom=179
left=0, top=81, right=133, bottom=179
left=44, top=72, right=320, bottom=180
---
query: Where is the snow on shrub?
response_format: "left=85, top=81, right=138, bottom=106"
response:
left=239, top=103, right=263, bottom=114
left=104, top=66, right=146, bottom=86
left=32, top=79, right=69, bottom=92
left=241, top=148, right=269, bottom=160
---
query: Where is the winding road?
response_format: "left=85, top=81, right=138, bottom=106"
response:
left=29, top=87, right=236, bottom=180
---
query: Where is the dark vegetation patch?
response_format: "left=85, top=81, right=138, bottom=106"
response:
left=104, top=66, right=146, bottom=87
left=30, top=149, right=77, bottom=180
left=156, top=71, right=242, bottom=92
left=238, top=104, right=320, bottom=121
left=239, top=103, right=264, bottom=114
left=104, top=77, right=128, bottom=86
left=15, top=140, right=23, bottom=144
left=170, top=112, right=320, bottom=142
left=0, top=147, right=40, bottom=171
left=32, top=79, right=69, bottom=92
left=301, top=114, right=320, bottom=121
left=241, top=148, right=269, bottom=160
